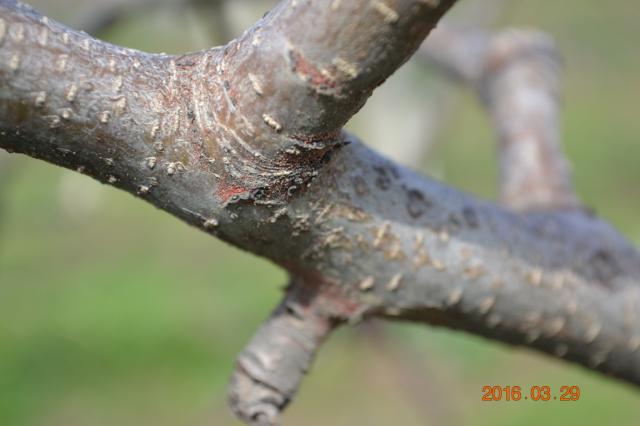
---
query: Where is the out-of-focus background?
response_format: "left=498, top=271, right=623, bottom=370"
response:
left=1, top=0, right=639, bottom=425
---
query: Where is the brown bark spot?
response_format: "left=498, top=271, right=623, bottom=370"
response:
left=288, top=48, right=341, bottom=96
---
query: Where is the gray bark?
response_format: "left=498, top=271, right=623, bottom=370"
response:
left=1, top=1, right=639, bottom=424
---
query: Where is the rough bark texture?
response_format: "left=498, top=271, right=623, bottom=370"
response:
left=1, top=0, right=639, bottom=424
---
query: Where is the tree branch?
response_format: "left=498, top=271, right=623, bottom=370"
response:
left=229, top=277, right=337, bottom=425
left=421, top=27, right=578, bottom=209
left=1, top=0, right=639, bottom=424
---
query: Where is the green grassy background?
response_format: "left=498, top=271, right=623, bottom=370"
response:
left=1, top=1, right=639, bottom=425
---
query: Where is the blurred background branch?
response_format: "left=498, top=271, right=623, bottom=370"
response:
left=421, top=26, right=579, bottom=210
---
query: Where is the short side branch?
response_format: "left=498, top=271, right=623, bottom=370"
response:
left=229, top=276, right=349, bottom=426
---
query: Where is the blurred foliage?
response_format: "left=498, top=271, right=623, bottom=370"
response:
left=0, top=0, right=638, bottom=425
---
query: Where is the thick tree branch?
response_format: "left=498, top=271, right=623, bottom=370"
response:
left=1, top=1, right=639, bottom=424
left=0, top=0, right=456, bottom=217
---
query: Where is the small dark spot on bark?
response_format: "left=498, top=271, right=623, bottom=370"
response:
left=448, top=213, right=461, bottom=228
left=590, top=249, right=621, bottom=287
left=287, top=185, right=298, bottom=196
left=446, top=213, right=461, bottom=233
left=462, top=206, right=479, bottom=228
left=373, top=165, right=392, bottom=190
left=252, top=187, right=266, bottom=200
left=284, top=302, right=305, bottom=319
left=406, top=188, right=432, bottom=219
left=176, top=58, right=196, bottom=67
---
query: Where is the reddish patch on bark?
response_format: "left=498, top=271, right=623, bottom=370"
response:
left=289, top=49, right=339, bottom=93
left=283, top=263, right=366, bottom=321
left=190, top=140, right=207, bottom=169
left=217, top=182, right=249, bottom=203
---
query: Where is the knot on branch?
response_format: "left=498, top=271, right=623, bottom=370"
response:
left=166, top=50, right=349, bottom=207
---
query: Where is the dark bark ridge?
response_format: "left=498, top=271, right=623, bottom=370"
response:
left=1, top=1, right=639, bottom=424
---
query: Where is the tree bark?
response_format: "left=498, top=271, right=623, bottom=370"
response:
left=1, top=0, right=639, bottom=424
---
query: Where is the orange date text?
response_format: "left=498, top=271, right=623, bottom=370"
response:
left=481, top=385, right=581, bottom=401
